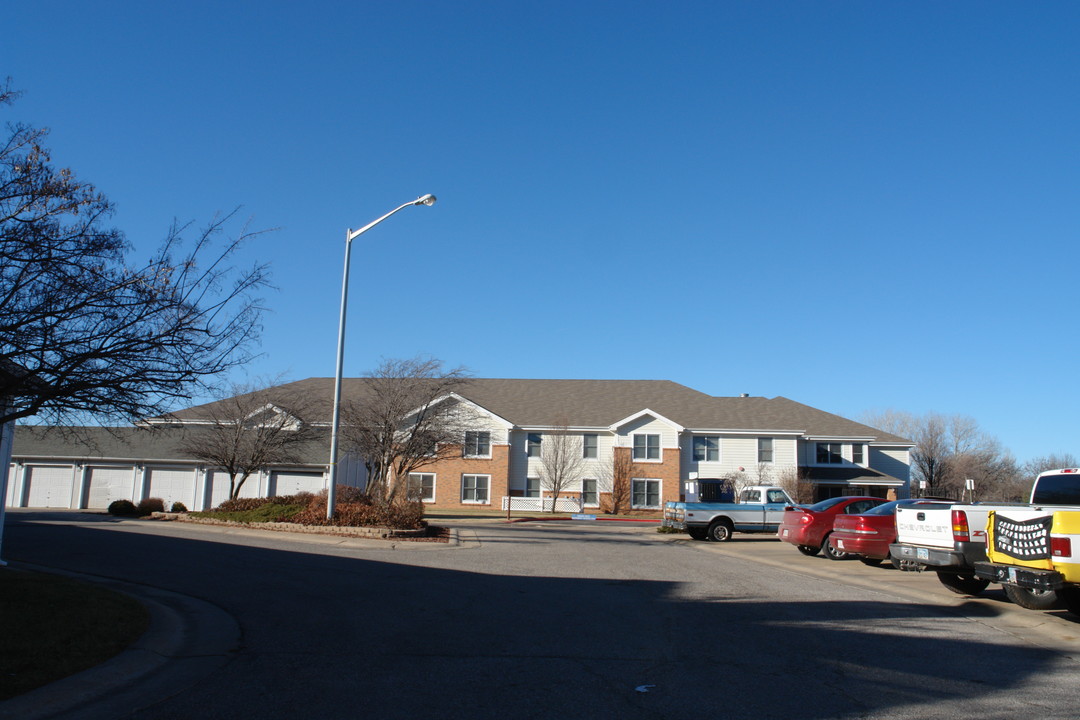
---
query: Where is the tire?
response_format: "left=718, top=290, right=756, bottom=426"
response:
left=821, top=534, right=850, bottom=561
left=797, top=545, right=820, bottom=556
left=859, top=556, right=884, bottom=567
left=1058, top=587, right=1080, bottom=617
left=1003, top=584, right=1062, bottom=610
left=936, top=572, right=990, bottom=596
left=687, top=527, right=708, bottom=541
left=708, top=520, right=734, bottom=542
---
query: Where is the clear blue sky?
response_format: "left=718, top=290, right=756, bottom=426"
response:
left=4, top=2, right=1078, bottom=463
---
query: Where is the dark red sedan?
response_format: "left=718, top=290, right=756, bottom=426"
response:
left=777, top=496, right=885, bottom=559
left=828, top=499, right=953, bottom=565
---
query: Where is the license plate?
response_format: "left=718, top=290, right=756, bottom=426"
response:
left=836, top=540, right=845, bottom=549
left=1008, top=567, right=1018, bottom=583
left=781, top=529, right=789, bottom=538
left=917, top=547, right=929, bottom=560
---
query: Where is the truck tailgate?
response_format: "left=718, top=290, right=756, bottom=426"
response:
left=895, top=505, right=955, bottom=549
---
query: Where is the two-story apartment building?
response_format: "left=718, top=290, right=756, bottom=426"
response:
left=7, top=378, right=913, bottom=512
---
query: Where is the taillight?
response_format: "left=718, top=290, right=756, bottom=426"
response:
left=952, top=510, right=970, bottom=542
left=800, top=514, right=813, bottom=525
left=1052, top=536, right=1072, bottom=558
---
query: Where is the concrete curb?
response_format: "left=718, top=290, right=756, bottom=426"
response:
left=0, top=564, right=240, bottom=720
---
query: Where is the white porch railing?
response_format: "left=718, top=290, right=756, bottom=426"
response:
left=501, top=496, right=584, bottom=512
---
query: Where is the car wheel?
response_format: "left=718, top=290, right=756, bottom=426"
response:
left=797, top=544, right=820, bottom=556
left=821, top=534, right=850, bottom=560
left=1003, top=584, right=1062, bottom=610
left=687, top=527, right=708, bottom=541
left=858, top=556, right=884, bottom=567
left=708, top=520, right=734, bottom=542
left=936, top=572, right=990, bottom=596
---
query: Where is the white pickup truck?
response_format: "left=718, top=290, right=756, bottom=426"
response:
left=890, top=469, right=1080, bottom=601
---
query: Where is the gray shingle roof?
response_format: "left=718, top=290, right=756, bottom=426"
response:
left=13, top=425, right=330, bottom=464
left=163, top=378, right=911, bottom=444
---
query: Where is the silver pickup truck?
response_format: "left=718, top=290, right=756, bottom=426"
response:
left=663, top=485, right=794, bottom=542
left=890, top=469, right=1080, bottom=602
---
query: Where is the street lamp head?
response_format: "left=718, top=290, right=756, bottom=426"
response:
left=414, top=194, right=437, bottom=206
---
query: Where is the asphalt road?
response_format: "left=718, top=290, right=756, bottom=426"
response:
left=4, top=511, right=1080, bottom=719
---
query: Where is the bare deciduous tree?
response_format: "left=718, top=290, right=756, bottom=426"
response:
left=178, top=381, right=321, bottom=501
left=597, top=447, right=635, bottom=514
left=774, top=465, right=814, bottom=504
left=537, top=421, right=585, bottom=512
left=0, top=81, right=270, bottom=426
left=341, top=357, right=472, bottom=505
left=860, top=409, right=1020, bottom=500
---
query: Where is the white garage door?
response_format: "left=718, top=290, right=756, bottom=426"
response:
left=86, top=467, right=134, bottom=508
left=25, top=465, right=75, bottom=508
left=145, top=467, right=196, bottom=509
left=270, top=471, right=325, bottom=497
left=205, top=470, right=259, bottom=509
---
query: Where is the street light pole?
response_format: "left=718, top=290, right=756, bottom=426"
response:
left=326, top=194, right=436, bottom=519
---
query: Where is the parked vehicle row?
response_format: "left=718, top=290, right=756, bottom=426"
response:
left=768, top=469, right=1080, bottom=619
left=665, top=470, right=1080, bottom=620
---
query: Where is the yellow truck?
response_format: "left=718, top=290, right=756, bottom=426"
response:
left=973, top=505, right=1080, bottom=614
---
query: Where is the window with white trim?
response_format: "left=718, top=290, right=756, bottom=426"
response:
left=408, top=473, right=436, bottom=502
left=693, top=436, right=719, bottom=462
left=464, top=431, right=491, bottom=458
left=632, top=434, right=660, bottom=461
left=632, top=478, right=662, bottom=509
left=582, top=434, right=598, bottom=459
left=527, top=433, right=542, bottom=457
left=525, top=476, right=541, bottom=498
left=461, top=474, right=490, bottom=504
left=816, top=442, right=843, bottom=464
left=758, top=437, right=773, bottom=463
left=852, top=443, right=865, bottom=465
left=581, top=478, right=598, bottom=506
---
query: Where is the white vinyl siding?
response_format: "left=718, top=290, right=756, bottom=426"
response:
left=870, top=446, right=912, bottom=484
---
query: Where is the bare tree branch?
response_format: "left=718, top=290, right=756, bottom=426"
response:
left=0, top=84, right=272, bottom=426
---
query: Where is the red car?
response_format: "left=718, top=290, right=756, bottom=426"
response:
left=828, top=499, right=953, bottom=565
left=777, top=496, right=885, bottom=559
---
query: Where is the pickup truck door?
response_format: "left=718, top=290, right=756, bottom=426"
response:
left=763, top=489, right=792, bottom=528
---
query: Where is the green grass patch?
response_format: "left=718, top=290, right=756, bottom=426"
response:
left=0, top=568, right=149, bottom=700
left=191, top=503, right=305, bottom=524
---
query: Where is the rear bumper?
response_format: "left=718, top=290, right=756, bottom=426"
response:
left=832, top=534, right=890, bottom=558
left=778, top=525, right=818, bottom=546
left=889, top=542, right=986, bottom=570
left=973, top=562, right=1066, bottom=591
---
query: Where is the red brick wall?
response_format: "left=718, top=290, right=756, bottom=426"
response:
left=420, top=444, right=510, bottom=508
